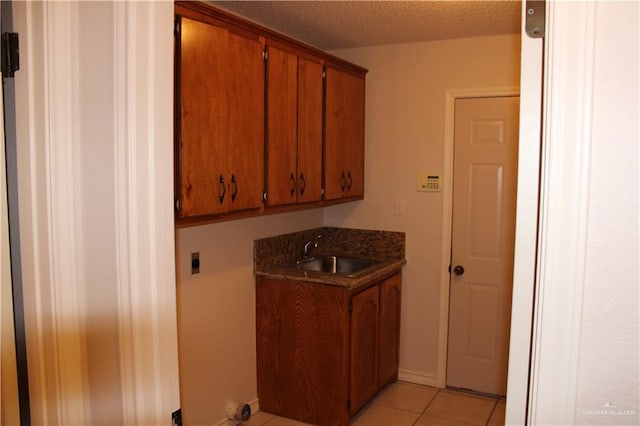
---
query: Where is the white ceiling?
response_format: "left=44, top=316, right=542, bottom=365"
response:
left=211, top=1, right=522, bottom=50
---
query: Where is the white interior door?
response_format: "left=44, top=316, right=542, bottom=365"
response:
left=446, top=96, right=519, bottom=396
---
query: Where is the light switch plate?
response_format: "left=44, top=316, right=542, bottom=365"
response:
left=417, top=172, right=442, bottom=192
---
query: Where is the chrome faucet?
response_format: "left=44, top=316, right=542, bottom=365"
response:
left=303, top=234, right=323, bottom=258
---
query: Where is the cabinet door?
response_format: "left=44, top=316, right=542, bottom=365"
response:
left=266, top=46, right=298, bottom=206
left=297, top=57, right=323, bottom=203
left=225, top=29, right=265, bottom=212
left=177, top=16, right=264, bottom=218
left=325, top=67, right=365, bottom=200
left=178, top=16, right=231, bottom=217
left=257, top=278, right=351, bottom=426
left=350, top=285, right=379, bottom=415
left=266, top=49, right=323, bottom=206
left=378, top=274, right=402, bottom=386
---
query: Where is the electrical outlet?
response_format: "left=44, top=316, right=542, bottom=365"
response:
left=191, top=252, right=200, bottom=274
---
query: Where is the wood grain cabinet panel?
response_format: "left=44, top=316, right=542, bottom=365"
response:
left=296, top=57, right=324, bottom=203
left=350, top=285, right=379, bottom=415
left=174, top=2, right=367, bottom=225
left=378, top=273, right=402, bottom=387
left=266, top=46, right=323, bottom=206
left=175, top=14, right=264, bottom=220
left=256, top=278, right=350, bottom=426
left=324, top=66, right=366, bottom=201
left=256, top=272, right=402, bottom=424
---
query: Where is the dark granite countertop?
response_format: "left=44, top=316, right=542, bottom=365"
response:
left=254, top=227, right=406, bottom=290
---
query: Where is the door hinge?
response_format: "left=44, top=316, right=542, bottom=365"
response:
left=1, top=32, right=19, bottom=78
left=262, top=48, right=268, bottom=62
left=174, top=17, right=181, bottom=38
left=322, top=70, right=326, bottom=79
left=175, top=199, right=180, bottom=212
left=525, top=1, right=545, bottom=39
left=171, top=408, right=182, bottom=426
left=349, top=303, right=353, bottom=313
left=262, top=192, right=267, bottom=202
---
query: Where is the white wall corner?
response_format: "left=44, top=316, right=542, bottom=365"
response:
left=113, top=1, right=180, bottom=425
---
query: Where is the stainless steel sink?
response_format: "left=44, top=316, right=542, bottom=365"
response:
left=281, top=255, right=380, bottom=275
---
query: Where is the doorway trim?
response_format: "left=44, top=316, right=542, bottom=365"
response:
left=436, top=86, right=520, bottom=390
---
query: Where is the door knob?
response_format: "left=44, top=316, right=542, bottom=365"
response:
left=453, top=265, right=465, bottom=276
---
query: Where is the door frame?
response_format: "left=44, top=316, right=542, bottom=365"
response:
left=12, top=1, right=180, bottom=424
left=437, top=87, right=520, bottom=392
left=442, top=94, right=521, bottom=395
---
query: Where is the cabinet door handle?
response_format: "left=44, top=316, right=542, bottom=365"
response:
left=346, top=171, right=353, bottom=191
left=231, top=174, right=238, bottom=202
left=341, top=171, right=347, bottom=192
left=299, top=173, right=306, bottom=196
left=289, top=172, right=297, bottom=196
left=218, top=175, right=226, bottom=204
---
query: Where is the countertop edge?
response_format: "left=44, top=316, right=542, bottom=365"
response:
left=255, top=258, right=407, bottom=289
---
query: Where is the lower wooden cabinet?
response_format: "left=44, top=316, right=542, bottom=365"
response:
left=256, top=272, right=402, bottom=425
left=349, top=285, right=379, bottom=415
left=377, top=274, right=402, bottom=386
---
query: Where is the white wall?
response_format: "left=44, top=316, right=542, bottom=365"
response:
left=574, top=2, right=639, bottom=423
left=176, top=211, right=323, bottom=425
left=324, top=35, right=521, bottom=383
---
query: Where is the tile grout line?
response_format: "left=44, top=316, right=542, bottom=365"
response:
left=484, top=400, right=499, bottom=426
left=411, top=388, right=441, bottom=425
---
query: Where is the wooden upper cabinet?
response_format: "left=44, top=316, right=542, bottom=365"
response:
left=174, top=2, right=367, bottom=225
left=176, top=15, right=264, bottom=219
left=266, top=46, right=323, bottom=206
left=297, top=57, right=324, bottom=203
left=325, top=66, right=366, bottom=201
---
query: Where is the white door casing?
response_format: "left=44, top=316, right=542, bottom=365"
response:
left=504, top=3, right=543, bottom=422
left=446, top=96, right=520, bottom=396
left=12, top=1, right=180, bottom=424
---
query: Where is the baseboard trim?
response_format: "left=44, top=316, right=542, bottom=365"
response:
left=213, top=398, right=260, bottom=426
left=398, top=369, right=441, bottom=388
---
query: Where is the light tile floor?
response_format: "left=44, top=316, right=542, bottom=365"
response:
left=243, top=382, right=506, bottom=425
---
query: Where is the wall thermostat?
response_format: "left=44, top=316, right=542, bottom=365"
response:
left=417, top=172, right=442, bottom=192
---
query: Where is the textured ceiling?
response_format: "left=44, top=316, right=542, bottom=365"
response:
left=211, top=1, right=522, bottom=50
